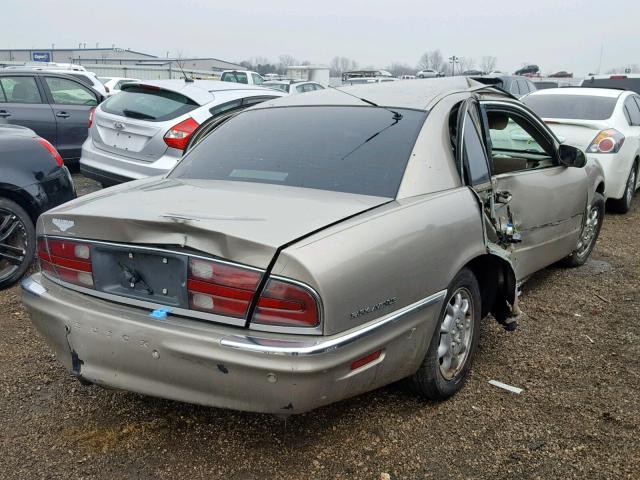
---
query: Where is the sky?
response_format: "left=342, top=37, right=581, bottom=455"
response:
left=5, top=0, right=639, bottom=75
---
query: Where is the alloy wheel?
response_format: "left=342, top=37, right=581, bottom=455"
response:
left=0, top=208, right=28, bottom=283
left=576, top=204, right=600, bottom=257
left=438, top=288, right=474, bottom=380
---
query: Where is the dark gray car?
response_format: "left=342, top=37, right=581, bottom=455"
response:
left=0, top=70, right=104, bottom=163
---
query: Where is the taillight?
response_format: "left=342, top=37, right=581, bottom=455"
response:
left=164, top=117, right=199, bottom=150
left=252, top=278, right=320, bottom=328
left=36, top=137, right=64, bottom=168
left=38, top=237, right=94, bottom=288
left=187, top=258, right=262, bottom=318
left=88, top=107, right=95, bottom=129
left=587, top=129, right=625, bottom=154
left=610, top=75, right=627, bottom=79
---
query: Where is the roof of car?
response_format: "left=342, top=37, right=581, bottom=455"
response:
left=528, top=87, right=624, bottom=98
left=253, top=76, right=488, bottom=110
left=131, top=79, right=277, bottom=105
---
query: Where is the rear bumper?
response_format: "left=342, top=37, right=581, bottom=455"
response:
left=80, top=138, right=181, bottom=185
left=589, top=151, right=637, bottom=200
left=22, top=273, right=444, bottom=414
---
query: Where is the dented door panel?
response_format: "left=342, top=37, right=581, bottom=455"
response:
left=493, top=166, right=587, bottom=279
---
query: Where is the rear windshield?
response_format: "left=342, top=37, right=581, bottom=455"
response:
left=100, top=85, right=198, bottom=121
left=582, top=77, right=640, bottom=94
left=221, top=72, right=248, bottom=84
left=523, top=94, right=618, bottom=120
left=171, top=106, right=427, bottom=198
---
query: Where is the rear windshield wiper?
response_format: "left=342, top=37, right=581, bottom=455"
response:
left=122, top=109, right=156, bottom=120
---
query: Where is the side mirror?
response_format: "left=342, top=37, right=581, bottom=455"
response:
left=558, top=144, right=586, bottom=168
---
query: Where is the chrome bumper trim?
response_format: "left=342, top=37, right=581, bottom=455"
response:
left=220, top=289, right=447, bottom=356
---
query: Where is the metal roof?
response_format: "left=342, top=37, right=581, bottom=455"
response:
left=254, top=76, right=489, bottom=110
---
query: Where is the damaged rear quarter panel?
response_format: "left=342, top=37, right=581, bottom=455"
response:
left=272, top=188, right=487, bottom=336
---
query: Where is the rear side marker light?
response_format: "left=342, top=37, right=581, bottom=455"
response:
left=351, top=349, right=383, bottom=370
left=36, top=137, right=64, bottom=167
left=587, top=129, right=625, bottom=154
left=38, top=238, right=94, bottom=288
left=164, top=117, right=199, bottom=150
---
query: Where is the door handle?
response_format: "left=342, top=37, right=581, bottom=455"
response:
left=0, top=110, right=11, bottom=118
left=56, top=112, right=71, bottom=118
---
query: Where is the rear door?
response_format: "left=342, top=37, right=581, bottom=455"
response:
left=90, top=84, right=199, bottom=162
left=481, top=101, right=587, bottom=279
left=0, top=74, right=57, bottom=144
left=41, top=75, right=98, bottom=160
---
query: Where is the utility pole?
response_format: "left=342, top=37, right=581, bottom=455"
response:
left=448, top=55, right=459, bottom=76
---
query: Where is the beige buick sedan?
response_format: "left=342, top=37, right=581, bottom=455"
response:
left=22, top=77, right=605, bottom=414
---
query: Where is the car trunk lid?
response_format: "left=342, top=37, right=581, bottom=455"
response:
left=91, top=84, right=202, bottom=162
left=91, top=110, right=172, bottom=162
left=40, top=177, right=389, bottom=269
left=543, top=118, right=612, bottom=151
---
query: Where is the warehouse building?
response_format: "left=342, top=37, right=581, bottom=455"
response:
left=0, top=46, right=243, bottom=72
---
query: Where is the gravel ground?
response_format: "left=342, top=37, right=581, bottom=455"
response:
left=1, top=174, right=638, bottom=479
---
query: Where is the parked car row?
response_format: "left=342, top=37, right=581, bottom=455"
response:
left=18, top=77, right=613, bottom=416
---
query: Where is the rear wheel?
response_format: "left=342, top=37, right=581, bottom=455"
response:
left=560, top=192, right=605, bottom=267
left=608, top=162, right=637, bottom=213
left=0, top=198, right=35, bottom=289
left=406, top=268, right=481, bottom=400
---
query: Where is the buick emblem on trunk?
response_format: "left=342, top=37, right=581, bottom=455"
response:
left=114, top=122, right=124, bottom=130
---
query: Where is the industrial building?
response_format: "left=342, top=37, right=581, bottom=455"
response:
left=0, top=46, right=243, bottom=72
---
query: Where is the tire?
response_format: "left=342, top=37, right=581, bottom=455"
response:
left=608, top=162, right=637, bottom=214
left=560, top=192, right=605, bottom=268
left=0, top=198, right=36, bottom=290
left=406, top=268, right=481, bottom=400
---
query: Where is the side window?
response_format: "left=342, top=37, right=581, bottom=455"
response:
left=296, top=84, right=305, bottom=93
left=462, top=111, right=491, bottom=185
left=0, top=76, right=43, bottom=103
left=314, top=84, right=325, bottom=90
left=486, top=109, right=557, bottom=174
left=508, top=80, right=520, bottom=96
left=517, top=79, right=529, bottom=95
left=624, top=97, right=640, bottom=126
left=252, top=74, right=264, bottom=85
left=44, top=77, right=97, bottom=106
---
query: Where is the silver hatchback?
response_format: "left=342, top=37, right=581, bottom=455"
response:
left=80, top=79, right=285, bottom=186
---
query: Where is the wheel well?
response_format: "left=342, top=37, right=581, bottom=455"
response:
left=596, top=181, right=605, bottom=195
left=464, top=253, right=516, bottom=318
left=0, top=187, right=39, bottom=223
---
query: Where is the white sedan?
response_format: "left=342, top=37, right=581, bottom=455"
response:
left=262, top=80, right=325, bottom=94
left=524, top=87, right=640, bottom=213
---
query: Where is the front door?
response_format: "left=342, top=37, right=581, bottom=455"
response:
left=41, top=76, right=98, bottom=161
left=481, top=102, right=587, bottom=279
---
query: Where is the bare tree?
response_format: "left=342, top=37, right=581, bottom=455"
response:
left=458, top=57, right=475, bottom=73
left=480, top=56, right=497, bottom=74
left=417, top=50, right=444, bottom=72
left=386, top=62, right=414, bottom=77
left=278, top=54, right=299, bottom=68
